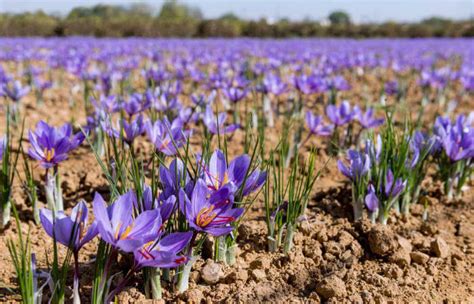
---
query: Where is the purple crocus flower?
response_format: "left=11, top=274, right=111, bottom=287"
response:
left=365, top=135, right=382, bottom=164
left=109, top=115, right=146, bottom=145
left=145, top=117, right=190, bottom=156
left=306, top=111, right=334, bottom=136
left=384, top=81, right=399, bottom=96
left=200, top=149, right=267, bottom=197
left=383, top=169, right=406, bottom=199
left=326, top=101, right=357, bottom=126
left=365, top=185, right=379, bottom=212
left=138, top=185, right=176, bottom=222
left=356, top=108, right=385, bottom=129
left=409, top=131, right=437, bottom=168
left=39, top=201, right=98, bottom=252
left=160, top=158, right=194, bottom=200
left=180, top=179, right=243, bottom=236
left=328, top=75, right=350, bottom=91
left=33, top=77, right=52, bottom=93
left=2, top=80, right=30, bottom=102
left=28, top=121, right=85, bottom=169
left=260, top=74, right=288, bottom=96
left=203, top=106, right=239, bottom=135
left=93, top=191, right=161, bottom=252
left=122, top=93, right=149, bottom=117
left=134, top=231, right=193, bottom=268
left=223, top=86, right=248, bottom=103
left=91, top=95, right=120, bottom=114
left=337, top=150, right=371, bottom=182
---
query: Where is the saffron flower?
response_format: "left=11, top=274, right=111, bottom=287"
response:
left=93, top=191, right=162, bottom=252
left=259, top=74, right=288, bottom=96
left=39, top=201, right=98, bottom=251
left=180, top=179, right=243, bottom=236
left=337, top=150, right=371, bottom=182
left=2, top=80, right=30, bottom=102
left=160, top=158, right=194, bottom=200
left=365, top=185, right=379, bottom=212
left=223, top=86, right=248, bottom=103
left=28, top=121, right=85, bottom=169
left=109, top=115, right=146, bottom=145
left=356, top=108, right=385, bottom=129
left=383, top=169, right=406, bottom=199
left=203, top=106, right=239, bottom=135
left=326, top=100, right=357, bottom=126
left=134, top=231, right=193, bottom=268
left=145, top=117, right=190, bottom=156
left=201, top=149, right=267, bottom=196
left=306, top=111, right=334, bottom=136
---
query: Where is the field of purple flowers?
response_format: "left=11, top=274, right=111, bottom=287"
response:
left=0, top=38, right=473, bottom=303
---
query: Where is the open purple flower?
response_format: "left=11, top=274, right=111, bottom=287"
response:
left=337, top=150, right=371, bottom=182
left=306, top=111, right=334, bottom=136
left=437, top=116, right=474, bottom=162
left=93, top=191, right=162, bottom=252
left=180, top=179, right=243, bottom=236
left=203, top=106, right=239, bottom=135
left=200, top=149, right=267, bottom=197
left=122, top=93, right=149, bottom=117
left=356, top=108, right=385, bottom=129
left=145, top=117, right=190, bottom=156
left=2, top=80, right=30, bottom=102
left=134, top=231, right=193, bottom=268
left=28, top=121, right=85, bottom=169
left=40, top=201, right=98, bottom=252
left=260, top=74, right=288, bottom=96
left=223, top=86, right=248, bottom=103
left=326, top=101, right=357, bottom=126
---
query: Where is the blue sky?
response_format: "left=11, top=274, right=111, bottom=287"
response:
left=1, top=0, right=473, bottom=22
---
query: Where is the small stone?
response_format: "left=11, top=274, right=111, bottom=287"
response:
left=410, top=251, right=429, bottom=265
left=200, top=260, right=224, bottom=285
left=316, top=275, right=347, bottom=299
left=431, top=237, right=450, bottom=258
left=251, top=269, right=266, bottom=282
left=389, top=248, right=411, bottom=267
left=397, top=236, right=413, bottom=252
left=368, top=226, right=397, bottom=256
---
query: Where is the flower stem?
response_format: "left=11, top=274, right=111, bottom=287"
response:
left=73, top=251, right=81, bottom=304
left=283, top=224, right=295, bottom=254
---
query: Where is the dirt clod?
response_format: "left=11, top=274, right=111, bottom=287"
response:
left=410, top=251, right=430, bottom=265
left=431, top=237, right=450, bottom=258
left=200, top=260, right=224, bottom=285
left=368, top=225, right=397, bottom=256
left=316, top=275, right=347, bottom=299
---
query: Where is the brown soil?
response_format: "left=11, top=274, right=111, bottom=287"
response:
left=0, top=74, right=473, bottom=304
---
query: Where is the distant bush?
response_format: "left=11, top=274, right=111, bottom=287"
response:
left=0, top=2, right=472, bottom=38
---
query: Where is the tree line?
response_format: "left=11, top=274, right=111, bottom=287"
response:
left=0, top=2, right=472, bottom=38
